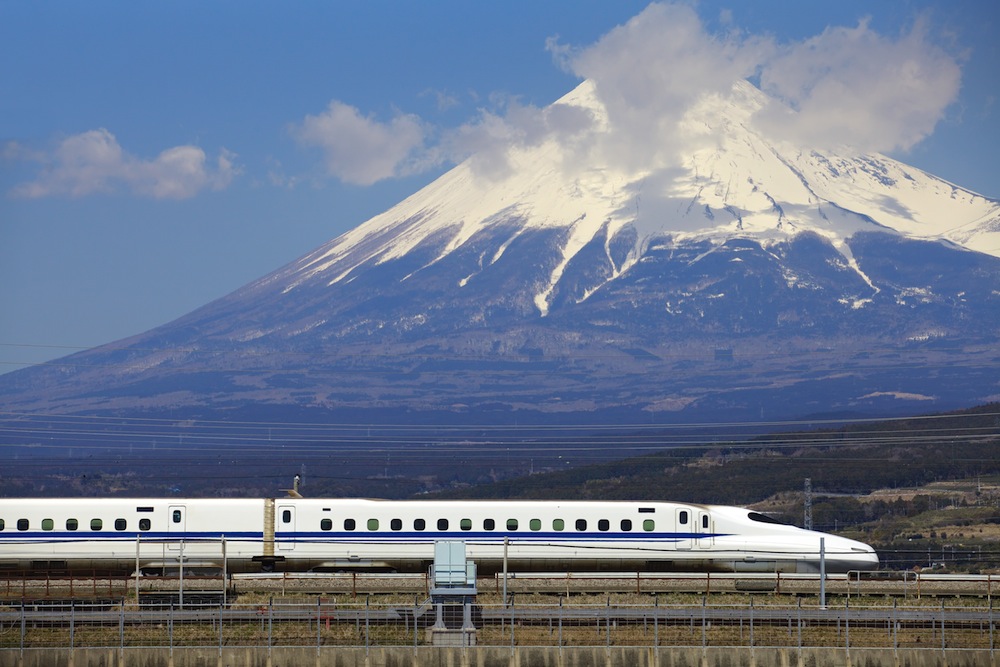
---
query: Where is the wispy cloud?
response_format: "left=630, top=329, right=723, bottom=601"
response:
left=7, top=129, right=237, bottom=199
left=437, top=94, right=597, bottom=180
left=755, top=17, right=962, bottom=152
left=291, top=101, right=426, bottom=186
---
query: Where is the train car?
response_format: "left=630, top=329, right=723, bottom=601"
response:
left=0, top=497, right=878, bottom=575
left=0, top=498, right=266, bottom=574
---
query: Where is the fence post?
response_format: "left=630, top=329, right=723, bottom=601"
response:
left=845, top=598, right=850, bottom=651
left=510, top=602, right=515, bottom=654
left=606, top=598, right=611, bottom=650
left=119, top=600, right=125, bottom=656
left=892, top=599, right=897, bottom=654
left=169, top=603, right=174, bottom=659
left=654, top=595, right=658, bottom=650
left=940, top=600, right=946, bottom=655
left=701, top=598, right=708, bottom=650
left=797, top=598, right=802, bottom=651
left=558, top=597, right=563, bottom=649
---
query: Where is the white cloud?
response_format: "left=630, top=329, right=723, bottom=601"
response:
left=550, top=2, right=772, bottom=172
left=289, top=3, right=963, bottom=186
left=292, top=101, right=426, bottom=186
left=8, top=129, right=237, bottom=199
left=544, top=3, right=961, bottom=166
left=755, top=17, right=962, bottom=153
left=438, top=96, right=596, bottom=180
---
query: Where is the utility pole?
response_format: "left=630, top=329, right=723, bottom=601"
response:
left=804, top=478, right=813, bottom=530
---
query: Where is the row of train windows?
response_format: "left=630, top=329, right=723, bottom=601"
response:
left=0, top=518, right=153, bottom=532
left=309, top=517, right=657, bottom=532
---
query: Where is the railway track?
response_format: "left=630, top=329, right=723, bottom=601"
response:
left=230, top=570, right=1000, bottom=600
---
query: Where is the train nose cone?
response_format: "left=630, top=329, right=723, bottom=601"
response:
left=831, top=536, right=879, bottom=571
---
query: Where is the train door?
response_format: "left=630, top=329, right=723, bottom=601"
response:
left=276, top=504, right=296, bottom=551
left=696, top=511, right=713, bottom=548
left=675, top=508, right=692, bottom=550
left=167, top=505, right=186, bottom=551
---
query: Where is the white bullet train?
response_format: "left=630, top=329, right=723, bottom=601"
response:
left=0, top=496, right=878, bottom=575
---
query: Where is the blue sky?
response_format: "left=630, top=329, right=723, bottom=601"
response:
left=1, top=1, right=997, bottom=374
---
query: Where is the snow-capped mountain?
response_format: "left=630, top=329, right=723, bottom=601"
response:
left=2, top=80, right=999, bottom=427
left=287, top=80, right=999, bottom=314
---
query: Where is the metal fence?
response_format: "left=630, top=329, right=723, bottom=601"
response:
left=1, top=600, right=996, bottom=651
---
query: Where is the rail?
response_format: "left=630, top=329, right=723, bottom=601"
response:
left=226, top=570, right=997, bottom=599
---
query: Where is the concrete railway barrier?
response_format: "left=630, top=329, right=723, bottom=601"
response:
left=6, top=645, right=998, bottom=667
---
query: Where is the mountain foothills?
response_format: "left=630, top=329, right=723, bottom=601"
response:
left=2, top=81, right=999, bottom=429
left=427, top=402, right=1000, bottom=572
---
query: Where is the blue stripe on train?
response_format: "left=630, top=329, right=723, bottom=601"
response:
left=1, top=531, right=729, bottom=543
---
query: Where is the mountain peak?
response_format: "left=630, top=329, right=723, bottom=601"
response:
left=284, top=78, right=999, bottom=317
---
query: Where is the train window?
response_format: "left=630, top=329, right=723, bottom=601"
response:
left=460, top=519, right=472, bottom=531
left=575, top=519, right=587, bottom=531
left=90, top=519, right=103, bottom=531
left=139, top=519, right=151, bottom=531
left=678, top=511, right=689, bottom=525
left=17, top=519, right=28, bottom=531
left=643, top=520, right=655, bottom=531
left=598, top=519, right=610, bottom=532
left=0, top=519, right=4, bottom=530
left=172, top=510, right=182, bottom=524
left=367, top=519, right=379, bottom=531
left=530, top=519, right=541, bottom=531
left=437, top=519, right=449, bottom=530
left=483, top=519, right=495, bottom=530
left=702, top=515, right=709, bottom=529
left=552, top=519, right=564, bottom=531
left=621, top=519, right=632, bottom=531
left=282, top=510, right=292, bottom=524
left=506, top=519, right=518, bottom=530
left=391, top=519, right=402, bottom=531
left=66, top=519, right=78, bottom=531
left=115, top=519, right=127, bottom=531
left=320, top=519, right=332, bottom=531
left=42, top=519, right=54, bottom=531
left=344, top=519, right=356, bottom=531
left=747, top=512, right=787, bottom=525
left=414, top=519, right=426, bottom=531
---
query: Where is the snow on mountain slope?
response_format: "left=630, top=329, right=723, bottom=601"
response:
left=3, top=80, right=1000, bottom=427
left=277, top=79, right=999, bottom=319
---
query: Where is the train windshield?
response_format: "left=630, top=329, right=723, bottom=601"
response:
left=746, top=512, right=790, bottom=526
